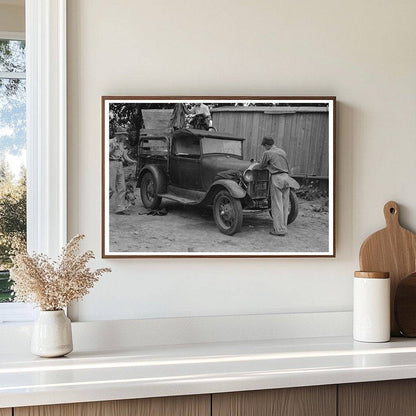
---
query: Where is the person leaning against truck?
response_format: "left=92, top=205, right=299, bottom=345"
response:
left=109, top=127, right=136, bottom=215
left=255, top=136, right=299, bottom=237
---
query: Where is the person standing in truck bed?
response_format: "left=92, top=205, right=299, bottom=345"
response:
left=188, top=103, right=213, bottom=130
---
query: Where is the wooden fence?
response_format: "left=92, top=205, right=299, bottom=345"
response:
left=211, top=106, right=329, bottom=178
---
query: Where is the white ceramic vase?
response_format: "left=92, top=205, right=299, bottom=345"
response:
left=31, top=310, right=73, bottom=357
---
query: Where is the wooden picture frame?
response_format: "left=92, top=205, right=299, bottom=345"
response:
left=102, top=96, right=336, bottom=258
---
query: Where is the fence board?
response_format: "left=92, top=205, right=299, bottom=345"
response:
left=211, top=108, right=329, bottom=178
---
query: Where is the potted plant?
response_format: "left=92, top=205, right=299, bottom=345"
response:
left=10, top=234, right=111, bottom=357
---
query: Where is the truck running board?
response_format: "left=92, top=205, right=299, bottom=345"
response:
left=158, top=193, right=200, bottom=206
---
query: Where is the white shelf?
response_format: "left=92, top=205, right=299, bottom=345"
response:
left=2, top=335, right=416, bottom=408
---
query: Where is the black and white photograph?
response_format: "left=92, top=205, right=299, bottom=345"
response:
left=102, top=97, right=335, bottom=257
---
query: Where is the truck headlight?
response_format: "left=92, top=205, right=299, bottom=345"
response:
left=243, top=169, right=254, bottom=183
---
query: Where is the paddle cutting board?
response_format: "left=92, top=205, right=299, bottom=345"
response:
left=359, top=201, right=416, bottom=336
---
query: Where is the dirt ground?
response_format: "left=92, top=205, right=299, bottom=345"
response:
left=109, top=187, right=329, bottom=254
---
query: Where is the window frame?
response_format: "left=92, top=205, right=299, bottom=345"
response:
left=0, top=0, right=67, bottom=323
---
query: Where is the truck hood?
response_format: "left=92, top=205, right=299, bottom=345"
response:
left=202, top=155, right=252, bottom=172
left=200, top=156, right=252, bottom=190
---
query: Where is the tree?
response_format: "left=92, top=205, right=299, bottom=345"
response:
left=0, top=160, right=26, bottom=270
left=0, top=39, right=25, bottom=73
left=109, top=103, right=174, bottom=145
left=0, top=40, right=26, bottom=158
left=0, top=40, right=27, bottom=302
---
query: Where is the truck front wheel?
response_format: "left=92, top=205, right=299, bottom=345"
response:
left=213, top=190, right=243, bottom=236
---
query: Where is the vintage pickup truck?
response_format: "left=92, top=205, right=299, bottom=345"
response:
left=135, top=128, right=298, bottom=235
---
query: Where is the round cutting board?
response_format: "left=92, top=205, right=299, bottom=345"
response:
left=359, top=201, right=416, bottom=336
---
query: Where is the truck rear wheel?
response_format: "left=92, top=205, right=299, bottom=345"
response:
left=213, top=190, right=243, bottom=236
left=269, top=189, right=299, bottom=224
left=287, top=189, right=299, bottom=224
left=140, top=172, right=162, bottom=209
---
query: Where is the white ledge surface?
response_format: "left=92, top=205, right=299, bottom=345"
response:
left=2, top=336, right=416, bottom=408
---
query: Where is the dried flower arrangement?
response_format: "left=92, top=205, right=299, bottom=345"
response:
left=10, top=234, right=111, bottom=311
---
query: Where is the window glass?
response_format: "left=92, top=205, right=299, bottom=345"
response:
left=201, top=138, right=242, bottom=157
left=174, top=137, right=200, bottom=157
left=0, top=39, right=26, bottom=303
left=0, top=40, right=25, bottom=73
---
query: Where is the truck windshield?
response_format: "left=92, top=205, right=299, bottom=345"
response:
left=201, top=138, right=242, bottom=157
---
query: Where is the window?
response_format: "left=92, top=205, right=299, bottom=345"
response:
left=0, top=34, right=26, bottom=306
left=201, top=138, right=243, bottom=157
left=0, top=1, right=67, bottom=324
left=174, top=136, right=201, bottom=157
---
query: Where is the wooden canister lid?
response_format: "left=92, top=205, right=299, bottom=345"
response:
left=354, top=271, right=390, bottom=279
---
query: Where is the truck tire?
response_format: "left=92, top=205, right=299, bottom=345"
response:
left=287, top=189, right=299, bottom=224
left=140, top=172, right=162, bottom=209
left=269, top=188, right=299, bottom=224
left=213, top=190, right=243, bottom=236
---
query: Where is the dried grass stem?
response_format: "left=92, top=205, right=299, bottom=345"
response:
left=10, top=234, right=111, bottom=310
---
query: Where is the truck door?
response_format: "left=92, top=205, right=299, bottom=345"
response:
left=170, top=135, right=202, bottom=190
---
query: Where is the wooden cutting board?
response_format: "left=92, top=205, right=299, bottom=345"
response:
left=359, top=201, right=416, bottom=336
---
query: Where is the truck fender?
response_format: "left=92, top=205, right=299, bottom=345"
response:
left=137, top=165, right=167, bottom=194
left=203, top=179, right=246, bottom=204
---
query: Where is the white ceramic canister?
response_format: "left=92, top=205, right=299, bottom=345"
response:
left=353, top=271, right=390, bottom=343
left=31, top=310, right=73, bottom=357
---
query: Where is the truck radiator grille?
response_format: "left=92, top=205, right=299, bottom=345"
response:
left=249, top=170, right=269, bottom=199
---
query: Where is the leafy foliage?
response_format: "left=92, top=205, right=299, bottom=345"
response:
left=0, top=39, right=27, bottom=302
left=0, top=161, right=26, bottom=302
left=0, top=39, right=25, bottom=73
left=296, top=179, right=328, bottom=201
left=0, top=160, right=26, bottom=271
left=109, top=103, right=173, bottom=152
left=0, top=270, right=12, bottom=302
left=0, top=40, right=26, bottom=156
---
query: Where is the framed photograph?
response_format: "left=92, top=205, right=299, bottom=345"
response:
left=102, top=96, right=336, bottom=258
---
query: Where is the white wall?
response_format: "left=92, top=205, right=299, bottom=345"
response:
left=0, top=3, right=24, bottom=33
left=67, top=0, right=416, bottom=322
